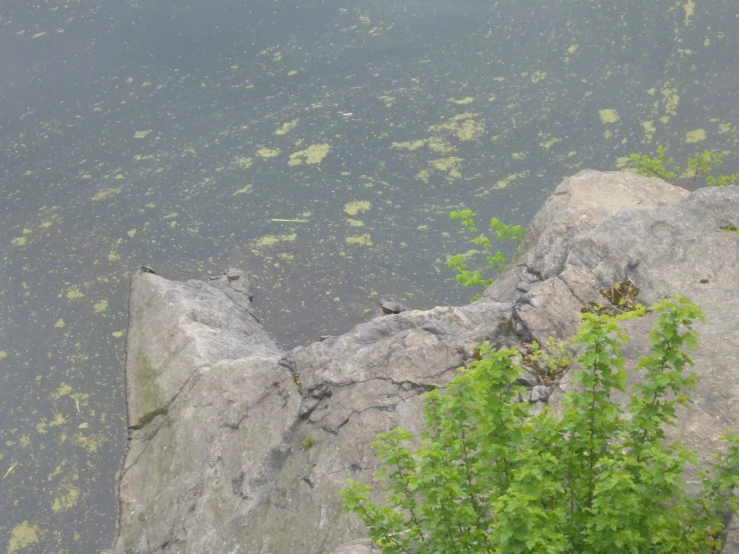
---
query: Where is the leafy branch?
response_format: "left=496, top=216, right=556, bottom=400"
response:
left=628, top=146, right=739, bottom=187
left=447, top=210, right=524, bottom=300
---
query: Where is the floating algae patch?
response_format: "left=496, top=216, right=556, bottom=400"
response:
left=256, top=148, right=281, bottom=158
left=51, top=383, right=72, bottom=400
left=416, top=157, right=464, bottom=183
left=683, top=0, right=695, bottom=25
left=346, top=219, right=365, bottom=227
left=346, top=234, right=372, bottom=246
left=391, top=137, right=456, bottom=154
left=51, top=484, right=80, bottom=512
left=275, top=119, right=299, bottom=135
left=233, top=156, right=254, bottom=169
left=599, top=109, right=620, bottom=124
left=251, top=233, right=298, bottom=254
left=660, top=84, right=680, bottom=122
left=132, top=130, right=151, bottom=139
left=90, top=187, right=121, bottom=201
left=429, top=113, right=485, bottom=141
left=64, top=287, right=85, bottom=300
left=718, top=122, right=734, bottom=134
left=616, top=156, right=632, bottom=169
left=531, top=70, right=547, bottom=83
left=8, top=521, right=41, bottom=554
left=378, top=95, right=395, bottom=107
left=495, top=172, right=528, bottom=190
left=391, top=139, right=427, bottom=151
left=233, top=184, right=253, bottom=196
left=539, top=137, right=561, bottom=150
left=685, top=128, right=706, bottom=143
left=447, top=96, right=475, bottom=105
left=343, top=200, right=371, bottom=216
left=288, top=143, right=331, bottom=166
left=427, top=136, right=456, bottom=153
left=71, top=432, right=105, bottom=454
left=643, top=121, right=656, bottom=141
left=47, top=463, right=65, bottom=481
left=11, top=237, right=27, bottom=246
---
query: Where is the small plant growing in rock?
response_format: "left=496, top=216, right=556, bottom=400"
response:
left=447, top=209, right=524, bottom=300
left=301, top=435, right=315, bottom=450
left=523, top=336, right=575, bottom=382
left=340, top=296, right=739, bottom=553
left=628, top=146, right=739, bottom=187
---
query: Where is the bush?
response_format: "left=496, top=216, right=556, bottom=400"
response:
left=340, top=296, right=739, bottom=553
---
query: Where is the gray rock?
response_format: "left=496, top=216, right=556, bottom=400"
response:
left=528, top=384, right=551, bottom=403
left=515, top=281, right=531, bottom=292
left=123, top=271, right=275, bottom=431
left=330, top=540, right=381, bottom=554
left=378, top=297, right=408, bottom=315
left=514, top=369, right=539, bottom=388
left=108, top=172, right=739, bottom=553
left=529, top=400, right=548, bottom=416
left=492, top=173, right=739, bottom=549
left=110, top=270, right=513, bottom=553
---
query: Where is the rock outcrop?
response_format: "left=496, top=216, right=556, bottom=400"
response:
left=106, top=171, right=739, bottom=553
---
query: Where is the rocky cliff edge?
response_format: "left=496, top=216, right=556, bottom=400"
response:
left=106, top=171, right=739, bottom=553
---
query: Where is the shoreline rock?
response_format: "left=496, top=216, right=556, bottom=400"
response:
left=106, top=171, right=739, bottom=553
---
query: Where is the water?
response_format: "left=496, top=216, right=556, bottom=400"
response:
left=1, top=0, right=738, bottom=551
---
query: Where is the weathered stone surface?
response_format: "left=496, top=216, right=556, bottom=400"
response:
left=109, top=171, right=739, bottom=553
left=378, top=297, right=408, bottom=315
left=329, top=540, right=381, bottom=554
left=112, top=270, right=512, bottom=552
left=124, top=269, right=275, bottom=430
left=510, top=170, right=689, bottom=279
left=508, top=179, right=739, bottom=439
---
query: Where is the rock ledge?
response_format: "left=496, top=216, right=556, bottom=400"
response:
left=106, top=172, right=739, bottom=553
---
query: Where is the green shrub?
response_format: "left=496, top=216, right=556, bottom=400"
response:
left=340, top=296, right=739, bottom=553
left=447, top=209, right=524, bottom=300
left=301, top=434, right=316, bottom=449
left=628, top=146, right=739, bottom=187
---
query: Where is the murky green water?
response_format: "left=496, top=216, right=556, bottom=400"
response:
left=1, top=0, right=738, bottom=551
